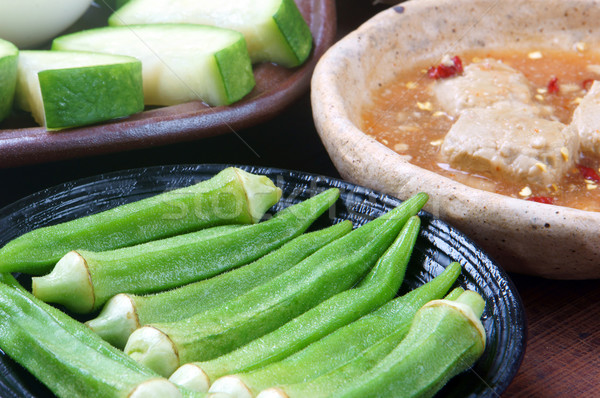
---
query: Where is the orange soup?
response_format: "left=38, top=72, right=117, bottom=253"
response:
left=361, top=48, right=600, bottom=211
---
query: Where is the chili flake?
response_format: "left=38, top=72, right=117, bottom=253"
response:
left=547, top=76, right=559, bottom=94
left=427, top=56, right=463, bottom=79
left=582, top=79, right=594, bottom=91
left=578, top=164, right=600, bottom=183
left=527, top=196, right=555, bottom=204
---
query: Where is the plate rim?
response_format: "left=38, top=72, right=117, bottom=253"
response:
left=0, top=163, right=527, bottom=397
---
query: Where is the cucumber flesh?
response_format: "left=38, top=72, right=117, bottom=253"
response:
left=110, top=0, right=313, bottom=67
left=53, top=24, right=255, bottom=106
left=0, top=39, right=18, bottom=122
left=15, top=50, right=143, bottom=130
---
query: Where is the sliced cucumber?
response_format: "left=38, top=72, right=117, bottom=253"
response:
left=109, top=0, right=313, bottom=67
left=0, top=39, right=18, bottom=122
left=15, top=50, right=143, bottom=130
left=53, top=24, right=255, bottom=106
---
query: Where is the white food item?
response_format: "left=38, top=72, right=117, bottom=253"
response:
left=568, top=80, right=600, bottom=156
left=0, top=0, right=93, bottom=48
left=441, top=106, right=578, bottom=187
left=432, top=58, right=543, bottom=116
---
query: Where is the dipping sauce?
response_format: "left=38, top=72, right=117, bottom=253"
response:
left=361, top=48, right=600, bottom=211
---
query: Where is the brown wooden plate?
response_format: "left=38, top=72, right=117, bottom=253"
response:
left=0, top=0, right=336, bottom=168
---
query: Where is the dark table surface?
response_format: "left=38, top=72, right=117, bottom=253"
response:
left=0, top=1, right=599, bottom=397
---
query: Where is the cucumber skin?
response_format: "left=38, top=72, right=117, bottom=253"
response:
left=147, top=193, right=427, bottom=367
left=38, top=61, right=144, bottom=130
left=52, top=24, right=256, bottom=107
left=273, top=0, right=313, bottom=67
left=198, top=217, right=421, bottom=381
left=236, top=262, right=461, bottom=395
left=109, top=0, right=313, bottom=68
left=0, top=167, right=273, bottom=275
left=215, top=38, right=255, bottom=105
left=0, top=45, right=18, bottom=122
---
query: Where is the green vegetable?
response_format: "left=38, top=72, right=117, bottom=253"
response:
left=252, top=288, right=478, bottom=398
left=109, top=0, right=313, bottom=67
left=0, top=167, right=281, bottom=275
left=0, top=39, right=18, bottom=122
left=0, top=274, right=183, bottom=398
left=53, top=24, right=255, bottom=106
left=33, top=188, right=339, bottom=313
left=124, top=193, right=428, bottom=377
left=14, top=49, right=144, bottom=130
left=208, top=262, right=461, bottom=397
left=87, top=221, right=353, bottom=348
left=173, top=216, right=422, bottom=390
left=274, top=290, right=486, bottom=398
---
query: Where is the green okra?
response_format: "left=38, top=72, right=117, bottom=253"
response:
left=87, top=221, right=353, bottom=349
left=0, top=167, right=281, bottom=275
left=0, top=273, right=231, bottom=398
left=32, top=188, right=340, bottom=313
left=253, top=287, right=476, bottom=398
left=208, top=262, right=462, bottom=398
left=301, top=291, right=487, bottom=398
left=0, top=274, right=180, bottom=398
left=124, top=193, right=429, bottom=378
left=172, top=216, right=422, bottom=390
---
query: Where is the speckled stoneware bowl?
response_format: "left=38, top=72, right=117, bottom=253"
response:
left=312, top=0, right=600, bottom=279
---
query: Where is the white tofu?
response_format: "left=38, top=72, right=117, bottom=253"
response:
left=441, top=106, right=578, bottom=187
left=569, top=80, right=600, bottom=155
left=432, top=58, right=540, bottom=116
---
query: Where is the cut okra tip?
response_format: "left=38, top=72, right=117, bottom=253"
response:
left=209, top=375, right=255, bottom=398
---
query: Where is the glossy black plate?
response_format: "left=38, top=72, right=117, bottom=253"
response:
left=0, top=164, right=526, bottom=397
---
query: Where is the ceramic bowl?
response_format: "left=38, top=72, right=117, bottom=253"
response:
left=0, top=0, right=93, bottom=48
left=312, top=0, right=600, bottom=279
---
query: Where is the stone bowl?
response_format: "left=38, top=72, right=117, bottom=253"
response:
left=311, top=0, right=600, bottom=279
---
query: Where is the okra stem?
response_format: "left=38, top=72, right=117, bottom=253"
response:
left=0, top=167, right=281, bottom=275
left=87, top=221, right=353, bottom=348
left=33, top=189, right=340, bottom=313
left=179, top=216, right=422, bottom=388
left=209, top=261, right=461, bottom=397
left=125, top=193, right=428, bottom=377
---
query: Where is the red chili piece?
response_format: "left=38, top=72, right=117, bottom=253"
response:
left=427, top=56, right=463, bottom=79
left=582, top=79, right=594, bottom=91
left=578, top=165, right=600, bottom=183
left=526, top=196, right=555, bottom=205
left=547, top=76, right=559, bottom=94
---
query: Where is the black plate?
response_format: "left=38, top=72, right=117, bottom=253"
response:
left=0, top=164, right=526, bottom=397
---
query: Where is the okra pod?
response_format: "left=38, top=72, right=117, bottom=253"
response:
left=0, top=273, right=232, bottom=398
left=124, top=193, right=429, bottom=377
left=312, top=290, right=486, bottom=398
left=173, top=216, right=422, bottom=390
left=32, top=188, right=340, bottom=313
left=87, top=221, right=353, bottom=348
left=0, top=275, right=180, bottom=398
left=254, top=287, right=476, bottom=398
left=208, top=261, right=461, bottom=398
left=0, top=167, right=281, bottom=275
